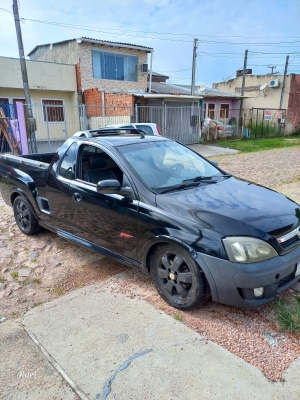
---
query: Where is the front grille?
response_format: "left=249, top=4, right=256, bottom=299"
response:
left=277, top=227, right=300, bottom=251
left=278, top=271, right=296, bottom=288
left=280, top=235, right=300, bottom=249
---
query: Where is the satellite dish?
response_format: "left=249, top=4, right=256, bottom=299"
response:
left=198, top=85, right=206, bottom=92
left=260, top=83, right=267, bottom=91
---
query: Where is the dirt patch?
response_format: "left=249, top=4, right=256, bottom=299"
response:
left=0, top=211, right=128, bottom=319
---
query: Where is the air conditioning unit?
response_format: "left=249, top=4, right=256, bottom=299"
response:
left=269, top=79, right=280, bottom=88
left=140, top=63, right=148, bottom=74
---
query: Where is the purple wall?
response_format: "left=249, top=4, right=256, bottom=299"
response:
left=203, top=98, right=240, bottom=120
left=16, top=102, right=28, bottom=155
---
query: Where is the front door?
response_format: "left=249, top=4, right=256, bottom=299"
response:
left=67, top=144, right=139, bottom=261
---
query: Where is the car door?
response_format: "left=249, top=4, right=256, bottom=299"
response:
left=67, top=144, right=139, bottom=261
left=45, top=142, right=78, bottom=231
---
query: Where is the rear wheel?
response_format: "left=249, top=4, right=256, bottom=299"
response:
left=13, top=196, right=40, bottom=235
left=150, top=244, right=209, bottom=310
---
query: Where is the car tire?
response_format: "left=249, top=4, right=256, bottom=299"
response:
left=13, top=196, right=40, bottom=235
left=150, top=244, right=209, bottom=310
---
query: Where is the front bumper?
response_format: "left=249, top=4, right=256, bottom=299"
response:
left=196, top=244, right=300, bottom=308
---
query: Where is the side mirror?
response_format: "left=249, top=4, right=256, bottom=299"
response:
left=96, top=179, right=121, bottom=194
left=119, top=186, right=134, bottom=197
left=210, top=160, right=218, bottom=167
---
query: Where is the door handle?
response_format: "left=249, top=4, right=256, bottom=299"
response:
left=72, top=192, right=82, bottom=202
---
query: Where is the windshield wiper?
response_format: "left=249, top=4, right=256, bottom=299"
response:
left=160, top=182, right=199, bottom=194
left=192, top=176, right=213, bottom=182
left=192, top=174, right=232, bottom=182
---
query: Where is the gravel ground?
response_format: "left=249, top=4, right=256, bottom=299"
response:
left=0, top=146, right=300, bottom=383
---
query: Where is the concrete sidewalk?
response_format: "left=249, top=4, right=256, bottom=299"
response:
left=18, top=275, right=300, bottom=400
left=187, top=143, right=239, bottom=157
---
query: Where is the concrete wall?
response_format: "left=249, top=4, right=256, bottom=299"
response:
left=213, top=74, right=291, bottom=110
left=0, top=57, right=77, bottom=92
left=29, top=41, right=79, bottom=64
left=78, top=42, right=148, bottom=92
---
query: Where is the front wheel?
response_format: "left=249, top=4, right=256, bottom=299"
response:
left=150, top=244, right=209, bottom=310
left=13, top=196, right=40, bottom=235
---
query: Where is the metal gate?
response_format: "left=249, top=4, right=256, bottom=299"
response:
left=27, top=104, right=132, bottom=153
left=251, top=108, right=288, bottom=138
left=136, top=105, right=201, bottom=144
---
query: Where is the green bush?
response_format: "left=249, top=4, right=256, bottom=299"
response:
left=275, top=296, right=300, bottom=333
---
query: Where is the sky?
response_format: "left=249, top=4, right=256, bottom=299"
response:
left=0, top=0, right=300, bottom=88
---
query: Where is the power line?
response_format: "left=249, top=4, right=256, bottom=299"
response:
left=1, top=8, right=300, bottom=43
left=199, top=39, right=300, bottom=47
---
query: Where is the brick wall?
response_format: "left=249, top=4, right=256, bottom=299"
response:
left=288, top=74, right=300, bottom=132
left=75, top=64, right=82, bottom=92
left=84, top=88, right=134, bottom=117
left=105, top=93, right=134, bottom=116
left=84, top=88, right=102, bottom=117
left=78, top=42, right=148, bottom=92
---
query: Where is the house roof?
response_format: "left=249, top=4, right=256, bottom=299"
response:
left=149, top=82, right=188, bottom=95
left=148, top=82, right=242, bottom=98
left=28, top=37, right=153, bottom=56
left=149, top=71, right=170, bottom=79
left=173, top=84, right=243, bottom=98
left=135, top=93, right=202, bottom=100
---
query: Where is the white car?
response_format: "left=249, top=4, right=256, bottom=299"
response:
left=105, top=123, right=162, bottom=136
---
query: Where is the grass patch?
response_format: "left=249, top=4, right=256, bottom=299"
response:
left=216, top=136, right=300, bottom=153
left=0, top=277, right=6, bottom=283
left=52, top=287, right=65, bottom=296
left=173, top=312, right=183, bottom=322
left=10, top=311, right=20, bottom=318
left=275, top=296, right=300, bottom=333
left=11, top=271, right=18, bottom=279
left=32, top=278, right=41, bottom=284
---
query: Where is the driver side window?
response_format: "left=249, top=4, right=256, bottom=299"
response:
left=58, top=142, right=77, bottom=180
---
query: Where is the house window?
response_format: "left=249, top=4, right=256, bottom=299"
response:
left=220, top=104, right=229, bottom=118
left=208, top=104, right=215, bottom=119
left=42, top=100, right=64, bottom=122
left=92, top=50, right=138, bottom=82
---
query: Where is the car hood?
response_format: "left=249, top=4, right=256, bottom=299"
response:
left=156, top=177, right=300, bottom=237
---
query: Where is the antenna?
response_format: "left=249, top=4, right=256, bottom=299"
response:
left=268, top=65, right=278, bottom=74
left=259, top=83, right=267, bottom=91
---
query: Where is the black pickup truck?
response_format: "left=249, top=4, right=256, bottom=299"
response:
left=0, top=129, right=300, bottom=309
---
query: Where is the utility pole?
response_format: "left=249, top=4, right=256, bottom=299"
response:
left=191, top=38, right=198, bottom=95
left=279, top=55, right=289, bottom=110
left=238, top=49, right=248, bottom=136
left=12, top=0, right=37, bottom=152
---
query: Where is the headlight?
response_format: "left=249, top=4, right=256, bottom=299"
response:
left=222, top=237, right=278, bottom=263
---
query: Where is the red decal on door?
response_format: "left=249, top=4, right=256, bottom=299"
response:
left=120, top=232, right=133, bottom=238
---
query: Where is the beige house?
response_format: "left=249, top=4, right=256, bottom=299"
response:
left=27, top=37, right=153, bottom=131
left=213, top=73, right=300, bottom=133
left=28, top=37, right=152, bottom=94
left=0, top=56, right=79, bottom=147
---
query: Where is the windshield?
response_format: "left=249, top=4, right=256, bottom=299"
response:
left=118, top=140, right=223, bottom=193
